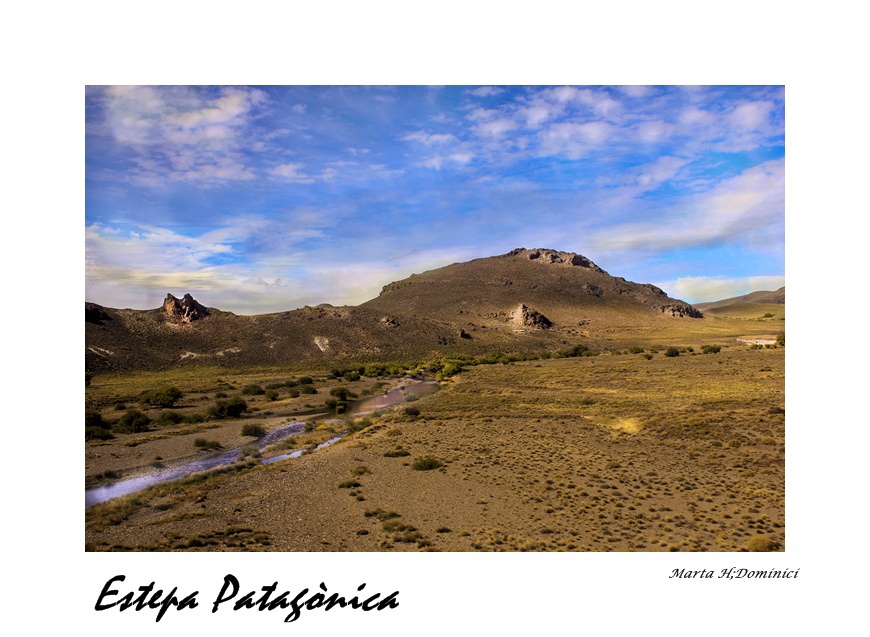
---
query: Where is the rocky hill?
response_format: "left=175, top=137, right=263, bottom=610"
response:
left=85, top=248, right=703, bottom=373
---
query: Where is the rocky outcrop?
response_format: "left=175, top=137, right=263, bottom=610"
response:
left=511, top=303, right=553, bottom=329
left=163, top=293, right=209, bottom=323
left=655, top=303, right=703, bottom=318
left=85, top=303, right=112, bottom=324
left=506, top=248, right=607, bottom=274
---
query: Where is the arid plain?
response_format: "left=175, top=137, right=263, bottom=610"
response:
left=85, top=250, right=785, bottom=552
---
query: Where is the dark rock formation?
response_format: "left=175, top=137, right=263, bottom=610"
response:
left=163, top=293, right=209, bottom=323
left=85, top=303, right=112, bottom=324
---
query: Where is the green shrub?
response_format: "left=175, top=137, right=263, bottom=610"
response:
left=560, top=344, right=589, bottom=358
left=114, top=408, right=150, bottom=433
left=241, top=384, right=265, bottom=395
left=194, top=438, right=222, bottom=450
left=139, top=386, right=183, bottom=407
left=181, top=413, right=206, bottom=424
left=403, top=406, right=420, bottom=417
left=237, top=444, right=260, bottom=460
left=86, top=426, right=114, bottom=441
left=664, top=347, right=680, bottom=357
left=347, top=418, right=373, bottom=433
left=155, top=411, right=183, bottom=426
left=776, top=333, right=785, bottom=347
left=330, top=387, right=355, bottom=401
left=298, top=376, right=314, bottom=385
left=85, top=409, right=106, bottom=429
left=644, top=353, right=654, bottom=360
left=411, top=456, right=443, bottom=471
left=287, top=389, right=300, bottom=398
left=701, top=345, right=721, bottom=354
left=241, top=423, right=266, bottom=437
left=627, top=346, right=645, bottom=354
left=208, top=397, right=248, bottom=419
left=299, top=385, right=317, bottom=395
left=265, top=390, right=279, bottom=401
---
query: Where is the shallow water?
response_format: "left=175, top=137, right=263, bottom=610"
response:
left=85, top=380, right=438, bottom=508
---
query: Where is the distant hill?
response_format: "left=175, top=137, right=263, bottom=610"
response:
left=694, top=287, right=785, bottom=311
left=85, top=248, right=703, bottom=373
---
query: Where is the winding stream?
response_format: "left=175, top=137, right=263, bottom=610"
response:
left=85, top=380, right=438, bottom=508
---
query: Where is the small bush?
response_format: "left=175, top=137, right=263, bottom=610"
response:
left=347, top=418, right=373, bottom=433
left=265, top=389, right=279, bottom=401
left=403, top=406, right=420, bottom=417
left=384, top=449, right=411, bottom=457
left=209, top=397, right=248, bottom=419
left=701, top=345, right=721, bottom=354
left=241, top=423, right=266, bottom=438
left=139, top=386, right=183, bottom=407
left=155, top=411, right=183, bottom=426
left=330, top=387, right=355, bottom=401
left=411, top=456, right=443, bottom=471
left=776, top=333, right=785, bottom=347
left=627, top=346, right=645, bottom=354
left=241, top=384, right=265, bottom=395
left=664, top=347, right=680, bottom=357
left=338, top=480, right=361, bottom=489
left=194, top=438, right=222, bottom=451
left=644, top=353, right=654, bottom=360
left=746, top=536, right=777, bottom=552
left=298, top=376, right=314, bottom=385
left=237, top=444, right=260, bottom=460
left=114, top=409, right=150, bottom=433
left=85, top=409, right=106, bottom=429
left=86, top=426, right=114, bottom=441
left=299, top=385, right=317, bottom=395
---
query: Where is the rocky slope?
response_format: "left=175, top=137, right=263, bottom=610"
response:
left=85, top=248, right=703, bottom=373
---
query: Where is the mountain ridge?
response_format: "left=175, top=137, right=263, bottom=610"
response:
left=86, top=248, right=707, bottom=372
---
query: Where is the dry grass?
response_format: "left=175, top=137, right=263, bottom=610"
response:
left=86, top=328, right=784, bottom=552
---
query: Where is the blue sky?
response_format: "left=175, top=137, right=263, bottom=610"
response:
left=85, top=85, right=784, bottom=314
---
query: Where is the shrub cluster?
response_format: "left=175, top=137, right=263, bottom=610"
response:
left=139, top=386, right=183, bottom=407
left=208, top=397, right=248, bottom=419
left=194, top=438, right=222, bottom=451
left=411, top=456, right=443, bottom=471
left=240, top=423, right=266, bottom=438
left=114, top=408, right=150, bottom=433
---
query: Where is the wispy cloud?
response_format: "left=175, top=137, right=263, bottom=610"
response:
left=87, top=86, right=784, bottom=313
left=93, top=85, right=268, bottom=185
left=657, top=275, right=786, bottom=304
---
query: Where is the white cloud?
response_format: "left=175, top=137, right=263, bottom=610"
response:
left=538, top=121, right=613, bottom=158
left=269, top=163, right=315, bottom=183
left=657, top=275, right=786, bottom=304
left=587, top=158, right=784, bottom=253
left=96, top=86, right=268, bottom=184
left=402, top=131, right=457, bottom=145
left=468, top=86, right=504, bottom=97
